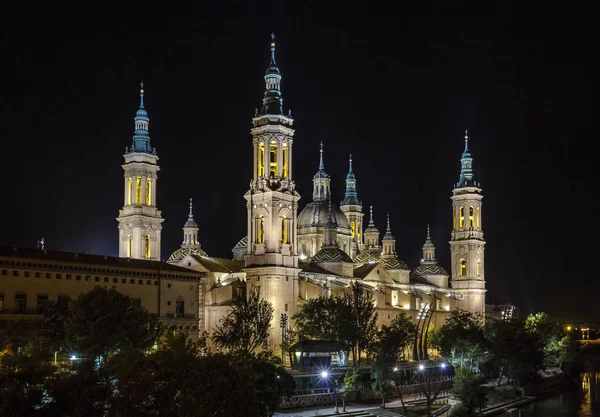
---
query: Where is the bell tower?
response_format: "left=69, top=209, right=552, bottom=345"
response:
left=117, top=83, right=163, bottom=260
left=243, top=34, right=301, bottom=359
left=340, top=154, right=364, bottom=257
left=450, top=130, right=486, bottom=316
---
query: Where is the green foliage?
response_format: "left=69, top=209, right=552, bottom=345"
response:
left=451, top=368, right=487, bottom=413
left=525, top=312, right=568, bottom=368
left=438, top=309, right=486, bottom=371
left=345, top=281, right=379, bottom=364
left=212, top=286, right=273, bottom=355
left=65, top=287, right=162, bottom=358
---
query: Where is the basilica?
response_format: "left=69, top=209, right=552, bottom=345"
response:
left=115, top=36, right=487, bottom=352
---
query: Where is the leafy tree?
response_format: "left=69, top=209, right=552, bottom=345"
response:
left=345, top=281, right=378, bottom=365
left=293, top=296, right=353, bottom=342
left=64, top=287, right=162, bottom=359
left=451, top=368, right=487, bottom=414
left=0, top=342, right=56, bottom=417
left=525, top=312, right=569, bottom=368
left=438, top=309, right=486, bottom=371
left=212, top=286, right=274, bottom=355
left=416, top=363, right=452, bottom=415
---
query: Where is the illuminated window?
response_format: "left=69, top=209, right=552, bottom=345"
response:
left=258, top=143, right=265, bottom=177
left=453, top=208, right=456, bottom=230
left=459, top=207, right=465, bottom=228
left=281, top=216, right=288, bottom=244
left=357, top=222, right=361, bottom=239
left=476, top=262, right=481, bottom=276
left=460, top=259, right=467, bottom=276
left=283, top=143, right=289, bottom=177
left=127, top=178, right=133, bottom=205
left=476, top=207, right=481, bottom=228
left=145, top=235, right=151, bottom=259
left=257, top=216, right=265, bottom=244
left=269, top=142, right=277, bottom=177
left=469, top=206, right=474, bottom=228
left=126, top=235, right=132, bottom=258
left=146, top=178, right=152, bottom=206
left=350, top=221, right=356, bottom=237
left=136, top=177, right=142, bottom=205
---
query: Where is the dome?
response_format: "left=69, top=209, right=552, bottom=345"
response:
left=311, top=246, right=354, bottom=263
left=411, top=264, right=448, bottom=276
left=232, top=236, right=248, bottom=250
left=354, top=250, right=380, bottom=264
left=167, top=247, right=207, bottom=263
left=298, top=201, right=350, bottom=230
left=135, top=108, right=149, bottom=120
left=184, top=218, right=198, bottom=228
left=380, top=257, right=409, bottom=270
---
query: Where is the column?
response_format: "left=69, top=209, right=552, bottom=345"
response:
left=287, top=143, right=293, bottom=181
left=124, top=177, right=129, bottom=206
left=263, top=142, right=269, bottom=179
left=253, top=142, right=258, bottom=181
left=277, top=140, right=283, bottom=178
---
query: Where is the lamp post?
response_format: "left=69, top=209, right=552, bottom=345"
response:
left=280, top=313, right=288, bottom=367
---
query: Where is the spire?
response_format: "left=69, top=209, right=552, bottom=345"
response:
left=457, top=129, right=475, bottom=188
left=368, top=205, right=375, bottom=227
left=324, top=197, right=338, bottom=246
left=259, top=33, right=284, bottom=115
left=319, top=141, right=325, bottom=170
left=184, top=198, right=198, bottom=228
left=129, top=82, right=154, bottom=154
left=313, top=142, right=330, bottom=201
left=383, top=212, right=394, bottom=240
left=342, top=154, right=360, bottom=206
left=421, top=223, right=436, bottom=263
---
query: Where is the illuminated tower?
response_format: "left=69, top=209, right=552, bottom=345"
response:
left=449, top=130, right=486, bottom=316
left=363, top=205, right=381, bottom=251
left=243, top=34, right=301, bottom=358
left=381, top=213, right=396, bottom=257
left=181, top=198, right=201, bottom=251
left=340, top=154, right=364, bottom=257
left=116, top=83, right=163, bottom=260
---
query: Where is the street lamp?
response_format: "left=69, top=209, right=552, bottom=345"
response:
left=280, top=313, right=288, bottom=366
left=418, top=364, right=425, bottom=371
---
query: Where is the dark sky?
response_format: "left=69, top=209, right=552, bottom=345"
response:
left=0, top=3, right=593, bottom=320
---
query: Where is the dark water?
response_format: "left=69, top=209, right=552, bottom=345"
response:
left=497, top=373, right=600, bottom=417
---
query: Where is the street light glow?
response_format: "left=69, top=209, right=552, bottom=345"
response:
left=321, top=371, right=328, bottom=378
left=418, top=364, right=425, bottom=371
left=393, top=367, right=398, bottom=372
left=70, top=355, right=77, bottom=360
left=440, top=363, right=446, bottom=369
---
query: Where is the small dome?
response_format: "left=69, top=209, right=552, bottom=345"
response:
left=354, top=250, right=380, bottom=264
left=380, top=257, right=410, bottom=270
left=298, top=201, right=350, bottom=230
left=135, top=108, right=149, bottom=120
left=232, top=236, right=248, bottom=249
left=184, top=218, right=198, bottom=228
left=167, top=247, right=207, bottom=263
left=311, top=246, right=353, bottom=264
left=313, top=169, right=330, bottom=179
left=411, top=264, right=449, bottom=276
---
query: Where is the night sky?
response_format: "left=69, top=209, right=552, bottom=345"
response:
left=0, top=3, right=593, bottom=320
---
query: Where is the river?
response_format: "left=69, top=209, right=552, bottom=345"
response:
left=497, top=373, right=600, bottom=417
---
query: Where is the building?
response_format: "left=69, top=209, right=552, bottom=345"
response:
left=0, top=35, right=488, bottom=358
left=485, top=303, right=519, bottom=322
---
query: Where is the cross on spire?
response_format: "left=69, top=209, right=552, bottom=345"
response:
left=270, top=32, right=276, bottom=40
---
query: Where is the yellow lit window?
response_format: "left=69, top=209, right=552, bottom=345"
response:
left=459, top=207, right=465, bottom=228
left=144, top=235, right=151, bottom=259
left=350, top=221, right=356, bottom=237
left=127, top=178, right=133, bottom=205
left=257, top=216, right=265, bottom=244
left=283, top=143, right=289, bottom=178
left=460, top=259, right=467, bottom=276
left=146, top=178, right=152, bottom=206
left=477, top=207, right=480, bottom=228
left=476, top=262, right=481, bottom=276
left=469, top=206, right=474, bottom=228
left=357, top=222, right=361, bottom=239
left=258, top=143, right=265, bottom=177
left=126, top=235, right=132, bottom=258
left=281, top=216, right=288, bottom=244
left=453, top=208, right=456, bottom=230
left=136, top=177, right=142, bottom=205
left=269, top=142, right=277, bottom=177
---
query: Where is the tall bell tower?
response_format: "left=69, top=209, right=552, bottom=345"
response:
left=450, top=130, right=486, bottom=316
left=340, top=154, right=364, bottom=257
left=116, top=83, right=163, bottom=260
left=243, top=34, right=301, bottom=356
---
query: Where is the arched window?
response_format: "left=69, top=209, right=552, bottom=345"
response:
left=283, top=143, right=289, bottom=177
left=136, top=177, right=142, bottom=205
left=320, top=185, right=324, bottom=196
left=127, top=178, right=133, bottom=205
left=476, top=207, right=481, bottom=228
left=269, top=141, right=277, bottom=177
left=350, top=221, right=356, bottom=237
left=460, top=259, right=467, bottom=276
left=459, top=207, right=465, bottom=228
left=357, top=222, right=361, bottom=239
left=476, top=261, right=481, bottom=277
left=146, top=178, right=152, bottom=206
left=176, top=296, right=184, bottom=317
left=257, top=216, right=265, bottom=244
left=453, top=208, right=456, bottom=230
left=145, top=235, right=151, bottom=259
left=126, top=235, right=132, bottom=258
left=258, top=143, right=265, bottom=177
left=281, top=216, right=288, bottom=244
left=469, top=206, right=474, bottom=228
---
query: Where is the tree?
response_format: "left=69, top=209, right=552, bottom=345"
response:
left=64, top=287, right=162, bottom=359
left=416, top=363, right=452, bottom=415
left=212, top=286, right=274, bottom=355
left=525, top=312, right=569, bottom=369
left=451, top=368, right=487, bottom=415
left=293, top=297, right=350, bottom=341
left=438, top=309, right=486, bottom=371
left=345, top=281, right=378, bottom=366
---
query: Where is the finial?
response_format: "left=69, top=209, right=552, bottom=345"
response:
left=189, top=198, right=194, bottom=217
left=426, top=223, right=431, bottom=240
left=386, top=212, right=391, bottom=232
left=270, top=32, right=276, bottom=41
left=270, top=33, right=276, bottom=62
left=464, top=129, right=469, bottom=151
left=319, top=141, right=325, bottom=170
left=140, top=81, right=145, bottom=108
left=369, top=205, right=374, bottom=226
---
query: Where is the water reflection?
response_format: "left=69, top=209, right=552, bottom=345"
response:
left=497, top=373, right=599, bottom=417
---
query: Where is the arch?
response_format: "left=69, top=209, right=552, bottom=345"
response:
left=459, top=207, right=465, bottom=228
left=269, top=141, right=278, bottom=177
left=256, top=215, right=265, bottom=244
left=135, top=177, right=142, bottom=205
left=258, top=142, right=265, bottom=177
left=146, top=178, right=152, bottom=206
left=127, top=178, right=133, bottom=205
left=144, top=235, right=151, bottom=259
left=459, top=259, right=467, bottom=277
left=469, top=206, right=474, bottom=228
left=126, top=235, right=132, bottom=258
left=320, top=184, right=324, bottom=196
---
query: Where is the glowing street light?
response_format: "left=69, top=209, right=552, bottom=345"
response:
left=440, top=362, right=446, bottom=369
left=418, top=364, right=425, bottom=371
left=321, top=371, right=328, bottom=378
